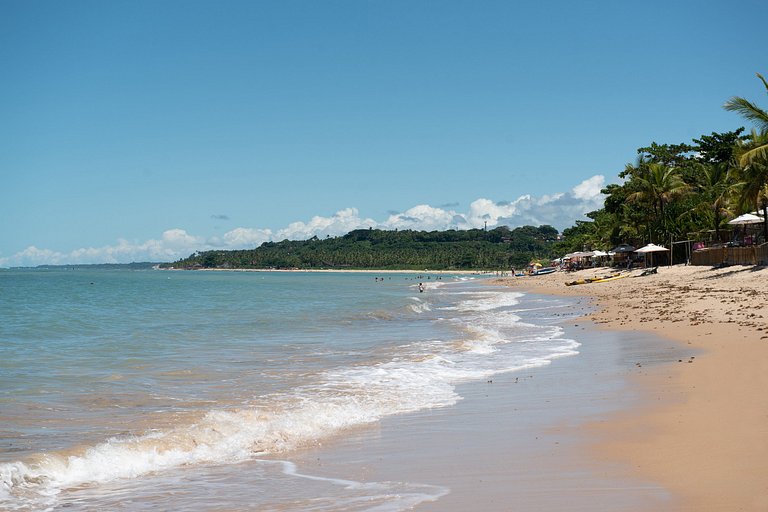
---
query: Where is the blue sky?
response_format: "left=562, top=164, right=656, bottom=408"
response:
left=1, top=0, right=766, bottom=266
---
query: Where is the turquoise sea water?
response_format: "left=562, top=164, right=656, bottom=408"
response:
left=0, top=269, right=580, bottom=511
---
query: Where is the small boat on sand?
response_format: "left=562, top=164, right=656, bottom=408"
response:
left=565, top=272, right=627, bottom=286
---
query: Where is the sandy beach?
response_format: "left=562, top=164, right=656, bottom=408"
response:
left=497, top=264, right=768, bottom=511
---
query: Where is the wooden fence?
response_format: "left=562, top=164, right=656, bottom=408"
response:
left=691, top=243, right=768, bottom=266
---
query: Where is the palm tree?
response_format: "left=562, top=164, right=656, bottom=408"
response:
left=626, top=163, right=689, bottom=235
left=625, top=162, right=690, bottom=244
left=734, top=135, right=768, bottom=240
left=689, top=161, right=739, bottom=241
left=723, top=73, right=768, bottom=165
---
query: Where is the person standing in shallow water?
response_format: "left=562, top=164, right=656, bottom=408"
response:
left=418, top=282, right=424, bottom=293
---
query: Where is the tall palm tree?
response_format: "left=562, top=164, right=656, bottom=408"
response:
left=734, top=135, right=768, bottom=240
left=689, top=161, right=739, bottom=241
left=626, top=162, right=689, bottom=243
left=627, top=163, right=688, bottom=218
left=723, top=73, right=768, bottom=165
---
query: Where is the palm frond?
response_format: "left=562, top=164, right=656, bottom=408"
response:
left=757, top=72, right=768, bottom=93
left=739, top=144, right=768, bottom=166
left=723, top=97, right=768, bottom=131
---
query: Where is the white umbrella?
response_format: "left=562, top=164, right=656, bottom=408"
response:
left=728, top=213, right=764, bottom=246
left=636, top=243, right=669, bottom=267
left=728, top=213, right=763, bottom=225
left=635, top=243, right=670, bottom=253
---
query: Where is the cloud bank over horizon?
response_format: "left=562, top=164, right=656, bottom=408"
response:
left=1, top=176, right=606, bottom=267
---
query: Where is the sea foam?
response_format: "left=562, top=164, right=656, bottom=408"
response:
left=0, top=276, right=578, bottom=510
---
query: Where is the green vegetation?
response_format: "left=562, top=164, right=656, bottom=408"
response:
left=165, top=72, right=768, bottom=270
left=558, top=72, right=768, bottom=256
left=163, top=226, right=559, bottom=270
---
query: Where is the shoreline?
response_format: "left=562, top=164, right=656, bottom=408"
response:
left=159, top=267, right=491, bottom=274
left=495, top=265, right=768, bottom=510
left=289, top=289, right=680, bottom=511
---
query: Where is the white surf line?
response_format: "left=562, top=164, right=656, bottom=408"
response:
left=258, top=459, right=450, bottom=512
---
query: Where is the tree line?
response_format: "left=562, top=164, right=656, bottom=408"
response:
left=162, top=226, right=559, bottom=270
left=557, top=72, right=768, bottom=256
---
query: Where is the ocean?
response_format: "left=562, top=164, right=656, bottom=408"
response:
left=0, top=269, right=581, bottom=511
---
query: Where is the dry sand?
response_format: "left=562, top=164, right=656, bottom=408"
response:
left=497, top=264, right=768, bottom=511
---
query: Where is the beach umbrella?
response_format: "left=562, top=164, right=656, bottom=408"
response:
left=611, top=244, right=635, bottom=253
left=610, top=244, right=635, bottom=266
left=635, top=243, right=670, bottom=253
left=591, top=250, right=608, bottom=266
left=728, top=213, right=764, bottom=246
left=727, top=213, right=763, bottom=225
left=635, top=243, right=669, bottom=267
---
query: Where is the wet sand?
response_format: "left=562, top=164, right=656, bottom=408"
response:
left=291, top=291, right=689, bottom=511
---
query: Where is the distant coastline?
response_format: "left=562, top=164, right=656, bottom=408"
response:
left=161, top=267, right=488, bottom=274
left=160, top=226, right=559, bottom=272
left=9, top=262, right=162, bottom=271
left=7, top=262, right=492, bottom=275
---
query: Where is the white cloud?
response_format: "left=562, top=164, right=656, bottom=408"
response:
left=467, top=197, right=525, bottom=228
left=0, top=230, right=205, bottom=267
left=160, top=229, right=202, bottom=248
left=220, top=227, right=273, bottom=247
left=491, top=176, right=606, bottom=228
left=382, top=204, right=466, bottom=231
left=2, top=246, right=67, bottom=267
left=572, top=174, right=605, bottom=200
left=1, top=176, right=607, bottom=267
left=276, top=208, right=376, bottom=240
